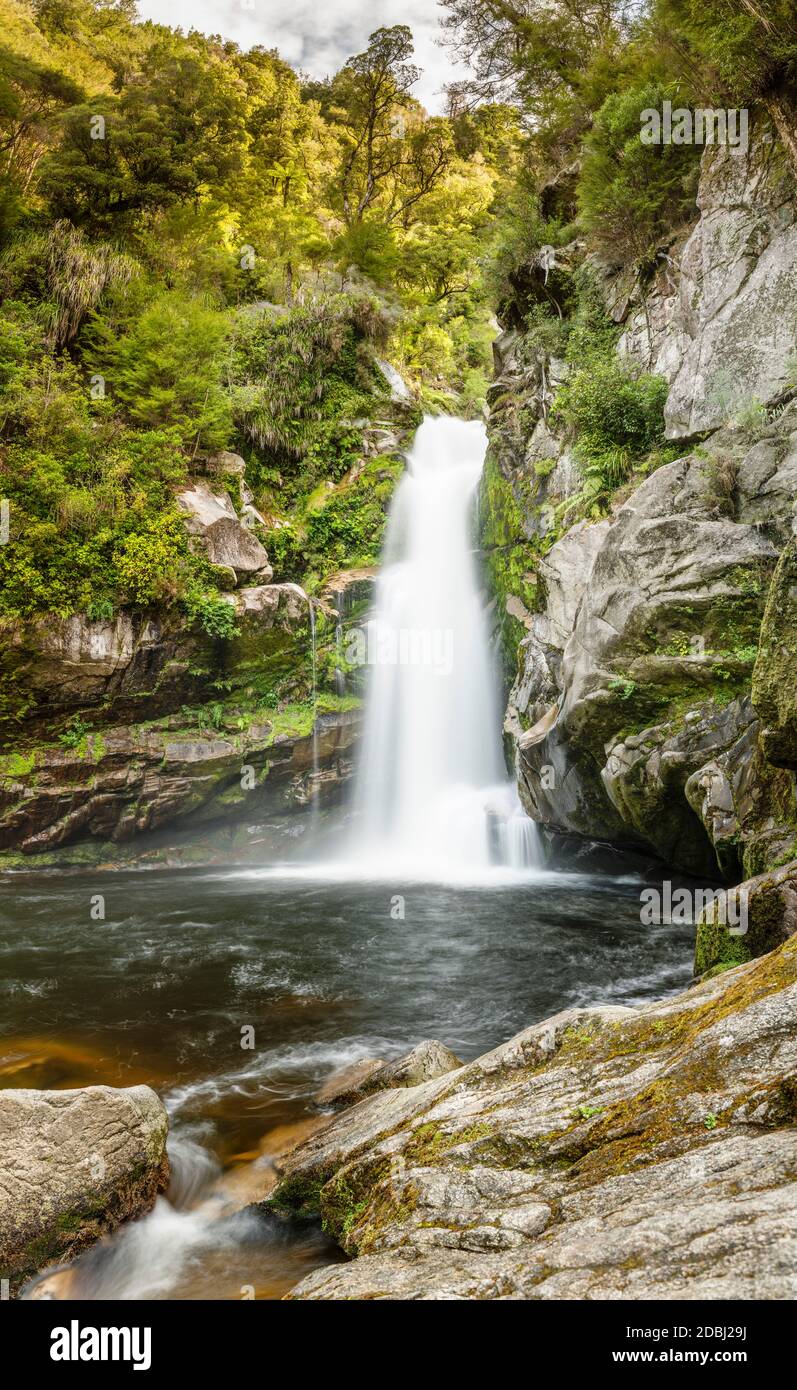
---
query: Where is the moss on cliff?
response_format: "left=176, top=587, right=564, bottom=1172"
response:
left=479, top=449, right=541, bottom=678
left=752, top=537, right=797, bottom=769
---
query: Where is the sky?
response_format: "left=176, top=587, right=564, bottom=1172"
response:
left=136, top=0, right=470, bottom=113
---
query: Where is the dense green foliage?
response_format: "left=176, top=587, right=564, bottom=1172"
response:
left=0, top=0, right=523, bottom=627
left=443, top=0, right=796, bottom=280
left=1, top=0, right=794, bottom=637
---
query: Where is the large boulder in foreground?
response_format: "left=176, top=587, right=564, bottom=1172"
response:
left=0, top=1085, right=168, bottom=1293
left=274, top=935, right=797, bottom=1300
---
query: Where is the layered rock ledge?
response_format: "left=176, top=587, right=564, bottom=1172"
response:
left=272, top=937, right=797, bottom=1300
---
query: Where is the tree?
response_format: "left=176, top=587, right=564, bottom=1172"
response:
left=328, top=26, right=453, bottom=227
left=0, top=45, right=83, bottom=231
left=578, top=80, right=700, bottom=265
left=85, top=291, right=232, bottom=450
left=653, top=0, right=797, bottom=172
left=439, top=0, right=637, bottom=127
left=232, top=46, right=334, bottom=299
left=41, top=36, right=248, bottom=224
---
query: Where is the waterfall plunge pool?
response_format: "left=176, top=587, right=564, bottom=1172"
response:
left=2, top=866, right=694, bottom=1300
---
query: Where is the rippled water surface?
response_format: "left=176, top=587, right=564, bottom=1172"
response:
left=0, top=866, right=693, bottom=1299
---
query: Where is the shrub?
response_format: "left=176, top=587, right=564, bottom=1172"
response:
left=183, top=588, right=239, bottom=640
left=578, top=81, right=701, bottom=267
left=113, top=515, right=187, bottom=606
left=552, top=355, right=668, bottom=460
left=85, top=292, right=232, bottom=451
left=229, top=294, right=390, bottom=497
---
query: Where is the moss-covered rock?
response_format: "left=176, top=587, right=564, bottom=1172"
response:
left=752, top=537, right=797, bottom=769
left=694, top=858, right=797, bottom=976
left=0, top=699, right=362, bottom=861
left=276, top=933, right=797, bottom=1299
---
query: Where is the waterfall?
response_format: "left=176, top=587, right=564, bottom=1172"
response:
left=345, top=415, right=540, bottom=878
left=308, top=599, right=319, bottom=823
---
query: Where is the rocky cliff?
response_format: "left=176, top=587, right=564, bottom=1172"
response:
left=483, top=130, right=797, bottom=973
left=0, top=578, right=364, bottom=867
left=0, top=410, right=409, bottom=867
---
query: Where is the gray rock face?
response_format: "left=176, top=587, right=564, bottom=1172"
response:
left=736, top=416, right=797, bottom=544
left=602, top=698, right=759, bottom=877
left=615, top=133, right=797, bottom=439
left=506, top=520, right=610, bottom=815
left=375, top=359, right=413, bottom=405
left=0, top=1085, right=168, bottom=1293
left=206, top=450, right=247, bottom=478
left=665, top=138, right=797, bottom=438
left=276, top=936, right=797, bottom=1301
left=514, top=452, right=777, bottom=869
left=176, top=482, right=272, bottom=584
left=0, top=707, right=361, bottom=858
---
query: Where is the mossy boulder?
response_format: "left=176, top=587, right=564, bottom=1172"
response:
left=695, top=858, right=797, bottom=976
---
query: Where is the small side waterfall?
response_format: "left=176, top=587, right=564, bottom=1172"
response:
left=308, top=599, right=320, bottom=824
left=333, top=592, right=346, bottom=698
left=346, top=415, right=539, bottom=878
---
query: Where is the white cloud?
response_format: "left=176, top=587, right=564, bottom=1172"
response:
left=135, top=0, right=469, bottom=113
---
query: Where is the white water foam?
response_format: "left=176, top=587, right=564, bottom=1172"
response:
left=338, top=414, right=540, bottom=880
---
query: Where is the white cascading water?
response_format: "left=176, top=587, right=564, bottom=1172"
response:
left=346, top=415, right=539, bottom=878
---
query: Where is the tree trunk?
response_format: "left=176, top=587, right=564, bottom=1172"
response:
left=765, top=88, right=797, bottom=178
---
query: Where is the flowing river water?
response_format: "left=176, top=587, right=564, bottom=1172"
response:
left=2, top=417, right=695, bottom=1299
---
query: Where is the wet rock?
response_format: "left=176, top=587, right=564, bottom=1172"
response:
left=316, top=1042, right=463, bottom=1110
left=319, top=568, right=377, bottom=614
left=315, top=1060, right=386, bottom=1109
left=0, top=1085, right=168, bottom=1294
left=276, top=935, right=797, bottom=1300
left=0, top=708, right=361, bottom=857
